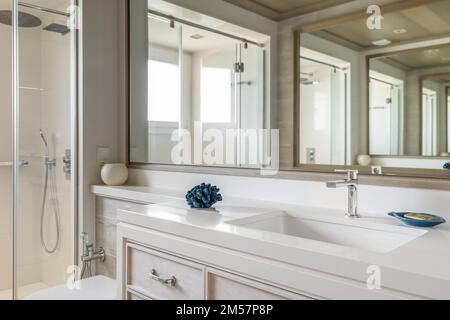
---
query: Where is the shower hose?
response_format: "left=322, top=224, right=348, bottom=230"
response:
left=40, top=159, right=61, bottom=254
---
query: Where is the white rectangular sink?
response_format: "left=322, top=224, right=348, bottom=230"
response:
left=227, top=212, right=428, bottom=253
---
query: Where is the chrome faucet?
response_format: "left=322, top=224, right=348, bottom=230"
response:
left=326, top=169, right=359, bottom=218
left=80, top=232, right=106, bottom=279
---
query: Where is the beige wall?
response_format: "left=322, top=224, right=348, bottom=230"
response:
left=81, top=0, right=126, bottom=260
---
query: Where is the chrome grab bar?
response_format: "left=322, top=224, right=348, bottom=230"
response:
left=149, top=269, right=177, bottom=287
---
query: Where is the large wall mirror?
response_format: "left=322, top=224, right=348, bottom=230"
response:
left=295, top=0, right=450, bottom=177
left=129, top=0, right=272, bottom=169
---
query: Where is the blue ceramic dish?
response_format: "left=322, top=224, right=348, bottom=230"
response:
left=388, top=212, right=446, bottom=228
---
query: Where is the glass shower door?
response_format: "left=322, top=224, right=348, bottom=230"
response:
left=13, top=0, right=78, bottom=299
left=0, top=0, right=13, bottom=301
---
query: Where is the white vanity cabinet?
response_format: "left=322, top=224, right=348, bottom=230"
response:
left=122, top=241, right=312, bottom=300
left=118, top=224, right=319, bottom=300
left=116, top=222, right=425, bottom=300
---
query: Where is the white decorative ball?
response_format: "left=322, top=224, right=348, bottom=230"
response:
left=101, top=163, right=129, bottom=186
left=357, top=155, right=372, bottom=166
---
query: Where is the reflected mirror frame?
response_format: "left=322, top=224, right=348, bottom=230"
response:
left=292, top=2, right=450, bottom=179
left=366, top=53, right=450, bottom=160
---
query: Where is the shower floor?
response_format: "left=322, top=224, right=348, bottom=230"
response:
left=0, top=282, right=48, bottom=300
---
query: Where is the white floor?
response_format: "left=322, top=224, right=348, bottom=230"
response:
left=0, top=282, right=48, bottom=300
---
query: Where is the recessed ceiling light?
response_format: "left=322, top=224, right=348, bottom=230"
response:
left=425, top=48, right=441, bottom=54
left=372, top=39, right=392, bottom=46
left=393, top=28, right=407, bottom=34
left=190, top=34, right=204, bottom=40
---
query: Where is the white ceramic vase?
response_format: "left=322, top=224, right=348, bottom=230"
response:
left=101, top=163, right=129, bottom=186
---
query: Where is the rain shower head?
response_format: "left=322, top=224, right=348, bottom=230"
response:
left=43, top=23, right=70, bottom=35
left=0, top=10, right=42, bottom=28
left=300, top=78, right=320, bottom=86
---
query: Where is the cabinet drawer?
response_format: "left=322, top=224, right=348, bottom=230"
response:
left=207, top=269, right=313, bottom=300
left=127, top=243, right=204, bottom=300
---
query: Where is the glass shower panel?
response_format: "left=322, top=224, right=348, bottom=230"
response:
left=239, top=43, right=265, bottom=168
left=329, top=69, right=347, bottom=165
left=422, top=88, right=438, bottom=156
left=369, top=79, right=393, bottom=156
left=16, top=0, right=77, bottom=299
left=198, top=42, right=240, bottom=167
left=180, top=23, right=240, bottom=167
left=0, top=2, right=13, bottom=301
left=448, top=88, right=450, bottom=153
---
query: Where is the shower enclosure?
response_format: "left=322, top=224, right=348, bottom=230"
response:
left=0, top=0, right=78, bottom=300
left=299, top=51, right=350, bottom=166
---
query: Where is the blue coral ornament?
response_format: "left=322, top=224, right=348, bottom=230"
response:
left=186, top=183, right=223, bottom=209
left=444, top=162, right=450, bottom=170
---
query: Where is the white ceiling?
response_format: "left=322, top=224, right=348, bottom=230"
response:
left=148, top=0, right=271, bottom=46
left=148, top=16, right=244, bottom=53
left=224, top=0, right=355, bottom=21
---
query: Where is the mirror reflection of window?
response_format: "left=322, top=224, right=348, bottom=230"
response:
left=148, top=60, right=181, bottom=122
left=200, top=51, right=234, bottom=124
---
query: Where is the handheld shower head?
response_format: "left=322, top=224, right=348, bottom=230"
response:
left=40, top=129, right=49, bottom=158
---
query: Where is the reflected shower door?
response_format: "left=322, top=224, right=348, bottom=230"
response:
left=239, top=43, right=266, bottom=168
left=14, top=0, right=78, bottom=299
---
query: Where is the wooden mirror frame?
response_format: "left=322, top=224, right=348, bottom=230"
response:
left=292, top=0, right=450, bottom=179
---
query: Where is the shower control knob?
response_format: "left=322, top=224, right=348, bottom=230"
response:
left=19, top=160, right=30, bottom=167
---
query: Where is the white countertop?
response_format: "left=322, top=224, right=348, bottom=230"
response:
left=93, top=185, right=450, bottom=299
left=91, top=185, right=183, bottom=204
